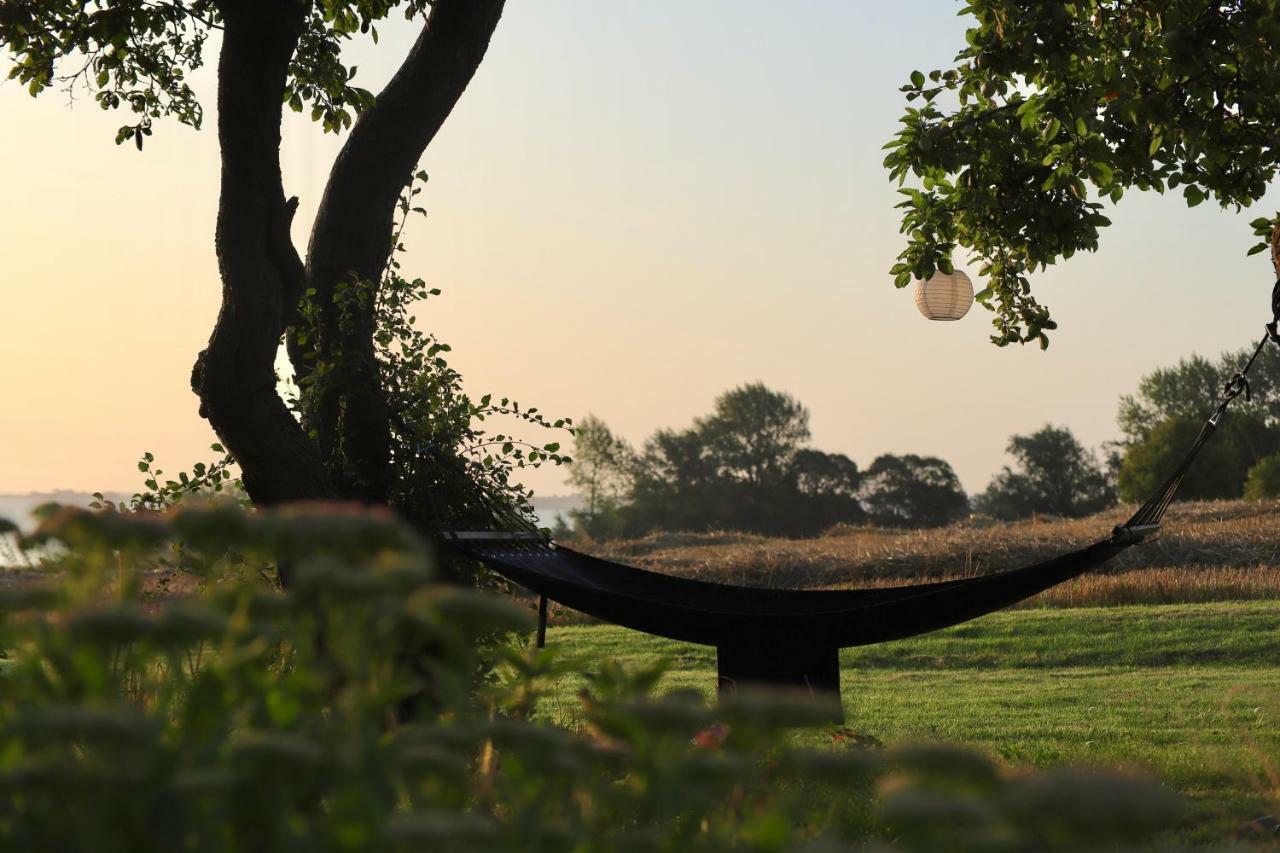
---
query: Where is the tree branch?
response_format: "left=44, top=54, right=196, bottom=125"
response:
left=1270, top=222, right=1280, bottom=283
left=297, top=0, right=506, bottom=504
left=192, top=0, right=333, bottom=506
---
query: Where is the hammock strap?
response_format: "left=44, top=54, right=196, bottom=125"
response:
left=1120, top=279, right=1280, bottom=533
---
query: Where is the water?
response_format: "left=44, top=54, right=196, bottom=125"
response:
left=0, top=492, right=584, bottom=567
left=529, top=495, right=582, bottom=531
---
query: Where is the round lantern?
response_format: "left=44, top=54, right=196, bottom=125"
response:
left=914, top=269, right=974, bottom=321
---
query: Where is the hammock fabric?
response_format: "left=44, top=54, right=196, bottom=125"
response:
left=447, top=288, right=1280, bottom=715
left=453, top=534, right=1139, bottom=702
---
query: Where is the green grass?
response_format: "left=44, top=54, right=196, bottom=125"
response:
left=541, top=601, right=1280, bottom=845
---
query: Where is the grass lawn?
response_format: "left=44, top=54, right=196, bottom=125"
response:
left=540, top=601, right=1280, bottom=845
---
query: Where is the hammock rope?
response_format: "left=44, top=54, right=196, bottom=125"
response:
left=1122, top=278, right=1280, bottom=532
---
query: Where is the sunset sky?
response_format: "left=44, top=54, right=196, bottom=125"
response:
left=3, top=1, right=1279, bottom=501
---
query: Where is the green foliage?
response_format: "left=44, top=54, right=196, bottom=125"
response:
left=0, top=0, right=433, bottom=145
left=1114, top=345, right=1280, bottom=503
left=700, top=383, right=810, bottom=487
left=1117, top=354, right=1233, bottom=443
left=584, top=387, right=971, bottom=537
left=1118, top=346, right=1280, bottom=443
left=975, top=424, right=1113, bottom=520
left=585, top=386, right=866, bottom=538
left=566, top=415, right=634, bottom=539
left=1117, top=412, right=1280, bottom=502
left=884, top=1, right=1280, bottom=345
left=1243, top=451, right=1280, bottom=500
left=0, top=0, right=215, bottom=148
left=91, top=445, right=242, bottom=514
left=0, top=503, right=1186, bottom=851
left=860, top=454, right=968, bottom=529
left=294, top=171, right=572, bottom=531
left=792, top=448, right=861, bottom=500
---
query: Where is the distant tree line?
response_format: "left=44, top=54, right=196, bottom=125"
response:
left=566, top=354, right=1280, bottom=540
left=973, top=425, right=1113, bottom=521
left=567, top=383, right=968, bottom=539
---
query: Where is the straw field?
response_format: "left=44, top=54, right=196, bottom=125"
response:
left=564, top=499, right=1280, bottom=609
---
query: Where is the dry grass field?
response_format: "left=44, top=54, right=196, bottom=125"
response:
left=564, top=499, right=1280, bottom=609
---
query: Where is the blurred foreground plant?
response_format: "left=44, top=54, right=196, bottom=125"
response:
left=0, top=504, right=1185, bottom=852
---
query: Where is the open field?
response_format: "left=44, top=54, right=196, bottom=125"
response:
left=565, top=499, right=1280, bottom=609
left=541, top=601, right=1280, bottom=846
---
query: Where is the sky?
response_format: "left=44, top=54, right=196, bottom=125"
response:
left=2, top=1, right=1279, bottom=501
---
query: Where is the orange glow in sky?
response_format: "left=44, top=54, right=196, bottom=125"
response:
left=2, top=1, right=1277, bottom=500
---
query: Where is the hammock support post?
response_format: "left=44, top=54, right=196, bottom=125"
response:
left=536, top=593, right=548, bottom=649
left=717, top=640, right=841, bottom=712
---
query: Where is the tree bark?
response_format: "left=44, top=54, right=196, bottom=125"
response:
left=1271, top=223, right=1280, bottom=284
left=193, top=1, right=333, bottom=506
left=193, top=0, right=504, bottom=511
left=295, top=0, right=506, bottom=505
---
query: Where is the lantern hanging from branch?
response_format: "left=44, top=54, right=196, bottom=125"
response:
left=914, top=269, right=974, bottom=321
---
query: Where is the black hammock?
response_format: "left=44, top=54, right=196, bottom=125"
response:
left=446, top=290, right=1280, bottom=713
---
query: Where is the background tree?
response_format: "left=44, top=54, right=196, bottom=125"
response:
left=1117, top=413, right=1280, bottom=502
left=569, top=388, right=869, bottom=539
left=634, top=428, right=719, bottom=493
left=1112, top=348, right=1280, bottom=503
left=700, top=383, right=811, bottom=487
left=885, top=0, right=1280, bottom=346
left=1243, top=452, right=1280, bottom=500
left=1117, top=348, right=1280, bottom=442
left=788, top=448, right=866, bottom=531
left=1116, top=355, right=1234, bottom=442
left=566, top=415, right=634, bottom=539
left=791, top=449, right=861, bottom=501
left=859, top=454, right=968, bottom=529
left=2, top=1, right=523, bottom=522
left=619, top=427, right=722, bottom=535
left=621, top=385, right=812, bottom=535
left=975, top=425, right=1114, bottom=520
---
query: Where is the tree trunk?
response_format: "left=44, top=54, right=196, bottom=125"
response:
left=1271, top=223, right=1280, bottom=286
left=195, top=0, right=505, bottom=514
left=296, top=0, right=506, bottom=505
left=193, top=1, right=333, bottom=506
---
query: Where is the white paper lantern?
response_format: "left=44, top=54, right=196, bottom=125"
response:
left=914, top=269, right=974, bottom=321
